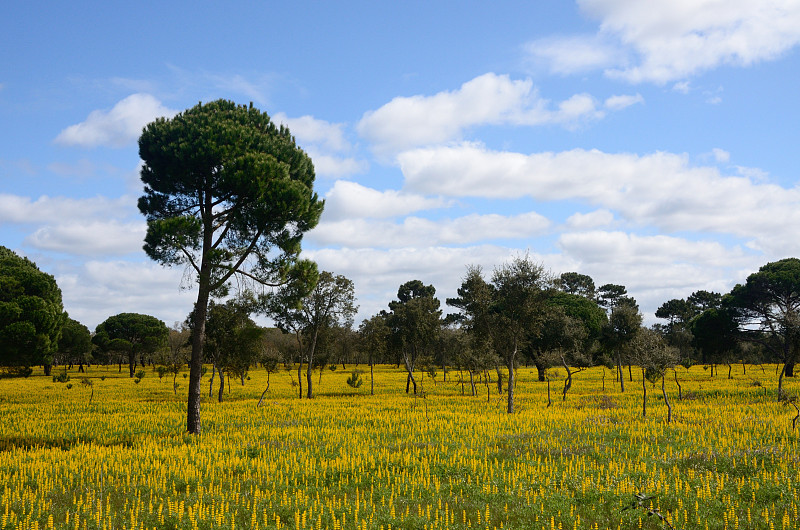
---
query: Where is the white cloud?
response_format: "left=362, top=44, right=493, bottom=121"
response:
left=0, top=194, right=135, bottom=224
left=304, top=151, right=368, bottom=179
left=523, top=35, right=624, bottom=74
left=57, top=260, right=194, bottom=329
left=555, top=230, right=762, bottom=323
left=321, top=180, right=448, bottom=221
left=712, top=148, right=730, bottom=163
left=273, top=112, right=351, bottom=152
left=565, top=209, right=615, bottom=229
left=306, top=245, right=554, bottom=323
left=25, top=221, right=145, bottom=256
left=604, top=93, right=644, bottom=110
left=272, top=112, right=367, bottom=178
left=54, top=94, right=177, bottom=148
left=398, top=143, right=800, bottom=254
left=672, top=81, right=691, bottom=94
left=529, top=0, right=800, bottom=83
left=357, top=73, right=605, bottom=156
left=309, top=211, right=550, bottom=248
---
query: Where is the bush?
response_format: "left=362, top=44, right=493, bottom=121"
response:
left=346, top=370, right=363, bottom=389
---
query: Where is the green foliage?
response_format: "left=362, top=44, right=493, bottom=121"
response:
left=137, top=99, right=323, bottom=297
left=0, top=246, right=64, bottom=369
left=204, top=297, right=265, bottom=382
left=386, top=280, right=442, bottom=392
left=727, top=258, right=800, bottom=369
left=93, top=313, right=169, bottom=377
left=52, top=372, right=70, bottom=383
left=57, top=315, right=92, bottom=366
left=346, top=370, right=363, bottom=389
left=138, top=99, right=324, bottom=432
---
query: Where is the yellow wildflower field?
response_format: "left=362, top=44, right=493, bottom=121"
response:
left=0, top=364, right=797, bottom=529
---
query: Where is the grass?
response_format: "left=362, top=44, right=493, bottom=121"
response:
left=0, top=363, right=798, bottom=529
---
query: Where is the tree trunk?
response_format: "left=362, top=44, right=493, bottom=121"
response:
left=297, top=353, right=303, bottom=399
left=727, top=364, right=732, bottom=379
left=628, top=364, right=633, bottom=382
left=617, top=355, right=625, bottom=393
left=546, top=377, right=552, bottom=407
left=257, top=372, right=271, bottom=408
left=469, top=370, right=476, bottom=396
left=78, top=363, right=84, bottom=373
left=535, top=362, right=546, bottom=382
left=561, top=355, right=572, bottom=402
left=209, top=363, right=215, bottom=398
left=306, top=332, right=319, bottom=399
left=778, top=363, right=787, bottom=400
left=674, top=369, right=682, bottom=400
left=403, top=354, right=417, bottom=395
left=507, top=357, right=515, bottom=414
left=786, top=362, right=795, bottom=377
left=217, top=366, right=225, bottom=403
left=662, top=375, right=671, bottom=423
left=370, top=361, right=374, bottom=396
left=187, top=275, right=211, bottom=434
left=129, top=351, right=136, bottom=378
left=641, top=367, right=647, bottom=418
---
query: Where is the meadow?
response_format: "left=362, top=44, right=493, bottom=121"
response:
left=0, top=363, right=798, bottom=530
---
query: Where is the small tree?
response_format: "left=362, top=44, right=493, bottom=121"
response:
left=346, top=370, right=364, bottom=391
left=93, top=313, right=168, bottom=378
left=359, top=313, right=390, bottom=395
left=386, top=280, right=442, bottom=395
left=630, top=328, right=679, bottom=422
left=601, top=302, right=642, bottom=392
left=490, top=254, right=552, bottom=413
left=266, top=271, right=357, bottom=399
left=203, top=297, right=264, bottom=402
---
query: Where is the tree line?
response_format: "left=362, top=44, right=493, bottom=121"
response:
left=3, top=100, right=798, bottom=434
left=3, top=242, right=799, bottom=416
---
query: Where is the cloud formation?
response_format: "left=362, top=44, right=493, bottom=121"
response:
left=273, top=112, right=367, bottom=178
left=310, top=211, right=550, bottom=248
left=398, top=143, right=800, bottom=254
left=321, top=180, right=448, bottom=221
left=55, top=94, right=177, bottom=148
left=357, top=73, right=607, bottom=155
left=527, top=0, right=800, bottom=83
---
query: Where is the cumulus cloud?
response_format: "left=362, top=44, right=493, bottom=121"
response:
left=305, top=245, right=560, bottom=323
left=321, top=180, right=449, bottom=221
left=528, top=0, right=800, bottom=83
left=397, top=143, right=800, bottom=254
left=0, top=194, right=135, bottom=224
left=55, top=94, right=177, bottom=148
left=556, top=230, right=762, bottom=323
left=273, top=112, right=351, bottom=152
left=25, top=221, right=145, bottom=256
left=357, top=73, right=606, bottom=156
left=309, top=211, right=551, bottom=248
left=565, top=209, right=615, bottom=229
left=272, top=112, right=367, bottom=178
left=57, top=260, right=194, bottom=328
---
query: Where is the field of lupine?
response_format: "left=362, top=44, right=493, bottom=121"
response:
left=0, top=363, right=798, bottom=530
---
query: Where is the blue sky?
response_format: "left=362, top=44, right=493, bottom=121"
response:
left=2, top=0, right=800, bottom=329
